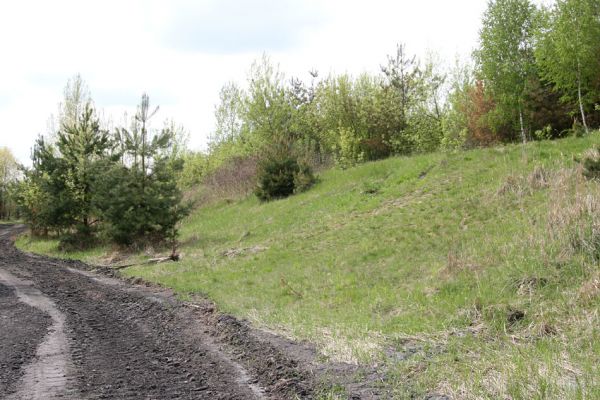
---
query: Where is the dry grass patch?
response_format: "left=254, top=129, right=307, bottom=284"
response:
left=440, top=248, right=482, bottom=278
left=578, top=273, right=600, bottom=304
left=317, top=328, right=384, bottom=365
left=547, top=167, right=600, bottom=260
left=497, top=165, right=551, bottom=197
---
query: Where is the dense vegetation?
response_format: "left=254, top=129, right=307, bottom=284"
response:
left=5, top=0, right=600, bottom=397
left=179, top=0, right=599, bottom=194
left=2, top=0, right=599, bottom=234
left=20, top=135, right=600, bottom=398
left=13, top=78, right=188, bottom=247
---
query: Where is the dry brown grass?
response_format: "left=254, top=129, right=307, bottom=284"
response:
left=497, top=165, right=551, bottom=197
left=578, top=272, right=600, bottom=304
left=185, top=156, right=259, bottom=207
left=547, top=167, right=600, bottom=260
left=205, top=156, right=258, bottom=199
left=439, top=249, right=481, bottom=279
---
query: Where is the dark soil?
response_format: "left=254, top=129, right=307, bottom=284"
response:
left=0, top=225, right=389, bottom=399
left=0, top=283, right=51, bottom=396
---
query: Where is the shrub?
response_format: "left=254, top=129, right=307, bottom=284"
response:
left=293, top=162, right=316, bottom=193
left=96, top=160, right=189, bottom=246
left=333, top=127, right=364, bottom=168
left=58, top=224, right=98, bottom=251
left=579, top=146, right=600, bottom=180
left=203, top=156, right=258, bottom=200
left=255, top=156, right=315, bottom=201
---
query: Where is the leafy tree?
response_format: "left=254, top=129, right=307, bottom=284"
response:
left=476, top=0, right=537, bottom=143
left=0, top=147, right=19, bottom=220
left=59, top=74, right=92, bottom=129
left=523, top=75, right=572, bottom=138
left=244, top=54, right=294, bottom=149
left=287, top=71, right=327, bottom=165
left=441, top=59, right=474, bottom=149
left=405, top=54, right=447, bottom=152
left=536, top=0, right=600, bottom=133
left=45, top=74, right=93, bottom=141
left=211, top=82, right=245, bottom=148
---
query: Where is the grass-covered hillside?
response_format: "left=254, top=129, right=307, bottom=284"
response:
left=19, top=135, right=600, bottom=399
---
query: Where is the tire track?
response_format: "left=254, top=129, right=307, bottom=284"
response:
left=0, top=225, right=277, bottom=399
left=0, top=270, right=76, bottom=400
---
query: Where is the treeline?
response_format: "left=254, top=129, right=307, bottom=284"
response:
left=15, top=79, right=188, bottom=248
left=180, top=0, right=600, bottom=192
left=3, top=0, right=600, bottom=245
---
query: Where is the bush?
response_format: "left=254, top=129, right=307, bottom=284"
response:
left=96, top=160, right=189, bottom=246
left=579, top=146, right=600, bottom=180
left=204, top=156, right=259, bottom=200
left=58, top=224, right=98, bottom=251
left=255, top=156, right=315, bottom=201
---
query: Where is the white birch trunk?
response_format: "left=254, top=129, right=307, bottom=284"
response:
left=518, top=107, right=526, bottom=144
left=577, top=72, right=589, bottom=135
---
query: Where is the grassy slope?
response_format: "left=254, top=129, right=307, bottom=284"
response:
left=18, top=136, right=600, bottom=399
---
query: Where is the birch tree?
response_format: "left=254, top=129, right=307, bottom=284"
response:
left=536, top=0, right=600, bottom=134
left=476, top=0, right=537, bottom=143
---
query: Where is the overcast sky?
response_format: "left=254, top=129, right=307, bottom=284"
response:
left=0, top=0, right=549, bottom=164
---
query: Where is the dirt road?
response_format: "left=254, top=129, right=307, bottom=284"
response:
left=0, top=225, right=315, bottom=399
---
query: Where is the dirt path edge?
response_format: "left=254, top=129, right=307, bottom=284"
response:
left=12, top=225, right=386, bottom=399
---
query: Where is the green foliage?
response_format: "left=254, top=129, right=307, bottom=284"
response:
left=206, top=48, right=447, bottom=178
left=441, top=61, right=473, bottom=150
left=476, top=0, right=537, bottom=141
left=16, top=81, right=188, bottom=248
left=0, top=147, right=20, bottom=220
left=27, top=134, right=600, bottom=398
left=535, top=0, right=600, bottom=133
left=17, top=105, right=112, bottom=235
left=96, top=160, right=188, bottom=245
left=210, top=81, right=245, bottom=147
left=293, top=162, right=316, bottom=193
left=178, top=151, right=209, bottom=188
left=255, top=156, right=314, bottom=201
left=97, top=94, right=189, bottom=245
left=55, top=103, right=112, bottom=232
left=333, top=127, right=364, bottom=168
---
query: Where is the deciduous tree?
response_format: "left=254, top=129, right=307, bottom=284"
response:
left=476, top=0, right=537, bottom=143
left=536, top=0, right=600, bottom=133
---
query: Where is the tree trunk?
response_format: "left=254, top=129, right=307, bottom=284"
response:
left=577, top=73, right=589, bottom=135
left=518, top=107, right=527, bottom=144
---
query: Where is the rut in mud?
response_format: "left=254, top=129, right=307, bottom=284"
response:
left=0, top=225, right=314, bottom=399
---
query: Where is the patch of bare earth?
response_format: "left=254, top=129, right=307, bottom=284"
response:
left=1, top=225, right=386, bottom=399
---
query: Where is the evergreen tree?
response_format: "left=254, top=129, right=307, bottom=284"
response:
left=55, top=103, right=112, bottom=234
left=100, top=94, right=188, bottom=245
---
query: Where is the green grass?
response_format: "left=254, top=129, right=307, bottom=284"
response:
left=0, top=219, right=23, bottom=225
left=18, top=135, right=600, bottom=399
left=15, top=234, right=110, bottom=262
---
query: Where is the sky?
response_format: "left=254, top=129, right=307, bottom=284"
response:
left=0, top=0, right=549, bottom=165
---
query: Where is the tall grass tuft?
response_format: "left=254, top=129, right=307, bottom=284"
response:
left=547, top=167, right=600, bottom=261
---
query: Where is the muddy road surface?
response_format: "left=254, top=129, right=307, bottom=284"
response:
left=0, top=225, right=317, bottom=399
